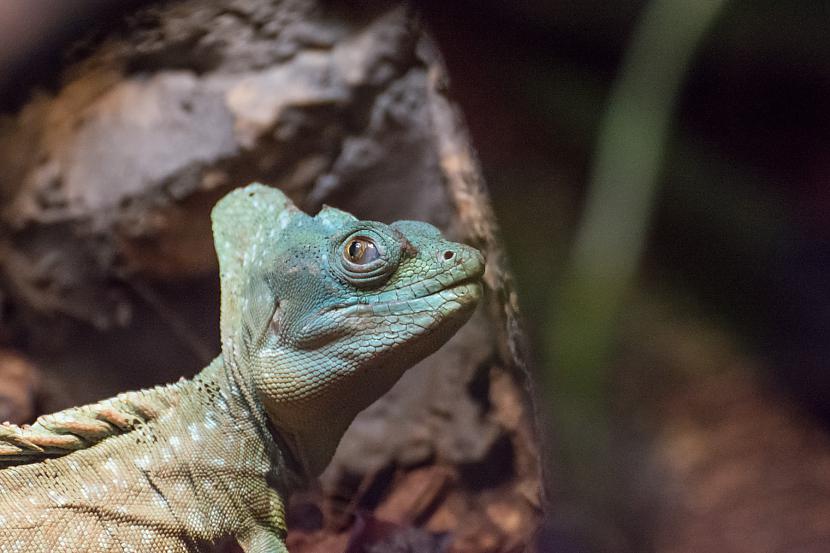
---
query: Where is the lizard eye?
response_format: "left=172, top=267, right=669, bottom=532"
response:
left=344, top=237, right=380, bottom=265
left=335, top=229, right=398, bottom=288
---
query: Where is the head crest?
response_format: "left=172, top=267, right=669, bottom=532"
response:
left=315, top=204, right=357, bottom=231
left=211, top=183, right=305, bottom=361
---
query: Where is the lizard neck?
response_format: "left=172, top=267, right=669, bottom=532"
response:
left=269, top=410, right=354, bottom=478
left=255, top=350, right=411, bottom=477
left=208, top=355, right=307, bottom=486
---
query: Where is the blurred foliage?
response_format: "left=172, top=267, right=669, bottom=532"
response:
left=547, top=0, right=726, bottom=503
left=422, top=0, right=830, bottom=549
left=535, top=2, right=729, bottom=548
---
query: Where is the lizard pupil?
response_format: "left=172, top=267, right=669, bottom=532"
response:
left=347, top=239, right=364, bottom=260
left=345, top=237, right=379, bottom=264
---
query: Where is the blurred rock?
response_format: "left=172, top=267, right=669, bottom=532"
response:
left=617, top=300, right=830, bottom=553
left=0, top=349, right=42, bottom=424
left=0, top=1, right=539, bottom=550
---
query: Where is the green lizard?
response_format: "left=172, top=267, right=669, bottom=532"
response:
left=0, top=183, right=484, bottom=552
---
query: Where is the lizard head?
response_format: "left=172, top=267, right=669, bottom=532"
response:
left=212, top=183, right=484, bottom=471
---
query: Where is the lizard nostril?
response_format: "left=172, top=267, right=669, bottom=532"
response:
left=443, top=250, right=455, bottom=261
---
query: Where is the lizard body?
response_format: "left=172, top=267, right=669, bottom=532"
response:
left=0, top=183, right=484, bottom=552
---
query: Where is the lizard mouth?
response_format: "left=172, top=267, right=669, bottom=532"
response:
left=329, top=275, right=482, bottom=319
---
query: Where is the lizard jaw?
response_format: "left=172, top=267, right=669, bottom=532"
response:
left=294, top=277, right=482, bottom=349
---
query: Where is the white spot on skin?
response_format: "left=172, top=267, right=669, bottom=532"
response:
left=208, top=505, right=223, bottom=526
left=86, top=482, right=107, bottom=500
left=277, top=210, right=292, bottom=229
left=160, top=446, right=173, bottom=462
left=188, top=423, right=202, bottom=442
left=135, top=454, right=151, bottom=470
left=173, top=482, right=187, bottom=496
left=187, top=507, right=208, bottom=532
left=141, top=529, right=155, bottom=544
left=47, top=489, right=67, bottom=506
left=104, top=457, right=118, bottom=472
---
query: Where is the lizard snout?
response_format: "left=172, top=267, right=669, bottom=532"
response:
left=438, top=243, right=485, bottom=282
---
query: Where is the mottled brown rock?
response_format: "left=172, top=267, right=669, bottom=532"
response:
left=0, top=350, right=41, bottom=425
left=0, top=1, right=541, bottom=550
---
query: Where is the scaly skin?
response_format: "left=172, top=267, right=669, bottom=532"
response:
left=0, top=183, right=485, bottom=552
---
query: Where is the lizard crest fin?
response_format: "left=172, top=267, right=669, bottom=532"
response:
left=0, top=380, right=185, bottom=467
left=211, top=183, right=307, bottom=363
left=315, top=204, right=357, bottom=231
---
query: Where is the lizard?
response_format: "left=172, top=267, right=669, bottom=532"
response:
left=0, top=183, right=485, bottom=552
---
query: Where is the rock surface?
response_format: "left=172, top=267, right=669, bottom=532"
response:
left=0, top=2, right=539, bottom=546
